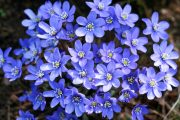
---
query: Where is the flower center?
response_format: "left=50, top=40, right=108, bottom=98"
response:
left=161, top=53, right=169, bottom=60
left=78, top=51, right=85, bottom=58
left=149, top=80, right=156, bottom=87
left=11, top=66, right=20, bottom=76
left=121, top=31, right=127, bottom=39
left=107, top=52, right=113, bottom=58
left=67, top=31, right=75, bottom=39
left=86, top=23, right=94, bottom=31
left=60, top=11, right=68, bottom=20
left=106, top=73, right=113, bottom=81
left=88, top=77, right=93, bottom=82
left=104, top=101, right=112, bottom=108
left=35, top=17, right=41, bottom=22
left=49, top=8, right=55, bottom=15
left=106, top=16, right=113, bottom=24
left=49, top=27, right=57, bottom=36
left=153, top=24, right=159, bottom=31
left=79, top=70, right=87, bottom=78
left=0, top=56, right=5, bottom=64
left=127, top=77, right=135, bottom=84
left=132, top=39, right=138, bottom=46
left=73, top=96, right=82, bottom=104
left=55, top=88, right=63, bottom=98
left=164, top=75, right=169, bottom=80
left=97, top=3, right=104, bottom=10
left=122, top=58, right=130, bottom=66
left=135, top=107, right=141, bottom=113
left=33, top=50, right=37, bottom=56
left=91, top=101, right=97, bottom=107
left=123, top=91, right=130, bottom=98
left=37, top=70, right=44, bottom=78
left=121, top=13, right=128, bottom=20
left=52, top=61, right=60, bottom=68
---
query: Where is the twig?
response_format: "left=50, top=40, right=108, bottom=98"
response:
left=163, top=90, right=180, bottom=120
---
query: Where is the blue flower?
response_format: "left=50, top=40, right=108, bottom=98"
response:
left=3, top=58, right=22, bottom=81
left=85, top=95, right=102, bottom=114
left=151, top=41, right=179, bottom=72
left=139, top=67, right=166, bottom=100
left=39, top=1, right=59, bottom=19
left=118, top=89, right=137, bottom=103
left=102, top=6, right=120, bottom=31
left=17, top=110, right=36, bottom=120
left=122, top=70, right=140, bottom=92
left=43, top=79, right=72, bottom=108
left=132, top=104, right=149, bottom=120
left=64, top=87, right=90, bottom=117
left=115, top=4, right=138, bottom=27
left=92, top=43, right=102, bottom=63
left=75, top=12, right=105, bottom=43
left=142, top=12, right=169, bottom=42
left=86, top=0, right=112, bottom=17
left=0, top=47, right=11, bottom=68
left=115, top=25, right=131, bottom=45
left=116, top=48, right=139, bottom=74
left=58, top=23, right=78, bottom=41
left=46, top=107, right=78, bottom=120
left=23, top=38, right=42, bottom=64
left=100, top=93, right=121, bottom=119
left=68, top=40, right=93, bottom=67
left=40, top=38, right=59, bottom=48
left=53, top=1, right=76, bottom=24
left=95, top=62, right=123, bottom=92
left=99, top=41, right=122, bottom=63
left=14, top=39, right=29, bottom=56
left=29, top=88, right=46, bottom=111
left=22, top=9, right=41, bottom=30
left=37, top=17, right=61, bottom=40
left=163, top=68, right=179, bottom=91
left=40, top=48, right=70, bottom=81
left=68, top=60, right=95, bottom=88
left=24, top=59, right=49, bottom=85
left=125, top=27, right=148, bottom=55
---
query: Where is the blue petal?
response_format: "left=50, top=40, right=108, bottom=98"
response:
left=50, top=98, right=59, bottom=108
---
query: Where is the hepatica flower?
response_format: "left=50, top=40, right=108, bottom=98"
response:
left=163, top=68, right=179, bottom=91
left=99, top=41, right=122, bottom=63
left=43, top=79, right=72, bottom=108
left=115, top=4, right=138, bottom=27
left=85, top=95, right=102, bottom=114
left=95, top=62, right=123, bottom=92
left=92, top=43, right=102, bottom=63
left=64, top=88, right=90, bottom=117
left=22, top=9, right=41, bottom=30
left=68, top=40, right=93, bottom=67
left=14, top=39, right=29, bottom=56
left=142, top=12, right=169, bottom=42
left=100, top=93, right=121, bottom=119
left=17, top=110, right=36, bottom=120
left=40, top=48, right=70, bottom=81
left=3, top=58, right=22, bottom=81
left=122, top=70, right=140, bottom=92
left=68, top=60, right=95, bottom=88
left=132, top=104, right=149, bottom=120
left=86, top=0, right=112, bottom=17
left=119, top=89, right=137, bottom=103
left=102, top=6, right=120, bottom=31
left=37, top=17, right=61, bottom=40
left=75, top=12, right=105, bottom=43
left=139, top=67, right=166, bottom=100
left=0, top=47, right=11, bottom=68
left=24, top=59, right=49, bottom=85
left=125, top=27, right=148, bottom=55
left=151, top=41, right=179, bottom=72
left=53, top=1, right=76, bottom=23
left=115, top=25, right=131, bottom=45
left=116, top=48, right=139, bottom=75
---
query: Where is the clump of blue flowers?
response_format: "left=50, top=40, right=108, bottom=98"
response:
left=1, top=0, right=179, bottom=120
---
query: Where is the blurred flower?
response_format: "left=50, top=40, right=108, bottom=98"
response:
left=75, top=12, right=105, bottom=43
left=119, top=89, right=137, bottom=103
left=0, top=47, right=12, bottom=68
left=17, top=110, right=36, bottom=120
left=142, top=12, right=169, bottom=42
